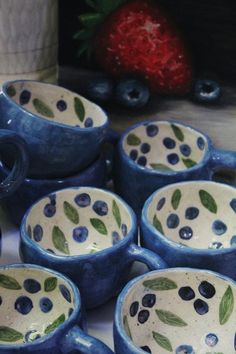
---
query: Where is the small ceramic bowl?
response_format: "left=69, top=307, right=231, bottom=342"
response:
left=0, top=154, right=107, bottom=225
left=0, top=264, right=113, bottom=353
left=141, top=181, right=236, bottom=279
left=20, top=187, right=167, bottom=308
left=0, top=80, right=109, bottom=178
left=114, top=268, right=236, bottom=354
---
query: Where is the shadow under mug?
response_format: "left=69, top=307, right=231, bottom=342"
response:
left=114, top=119, right=236, bottom=216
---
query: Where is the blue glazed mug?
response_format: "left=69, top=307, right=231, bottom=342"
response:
left=114, top=119, right=236, bottom=216
left=20, top=187, right=167, bottom=308
left=141, top=180, right=236, bottom=280
left=0, top=263, right=114, bottom=354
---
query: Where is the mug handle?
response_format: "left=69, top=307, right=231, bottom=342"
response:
left=127, top=243, right=167, bottom=270
left=0, top=130, right=28, bottom=197
left=60, top=325, right=114, bottom=354
left=210, top=148, right=236, bottom=172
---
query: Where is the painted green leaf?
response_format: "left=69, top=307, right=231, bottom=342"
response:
left=44, top=314, right=66, bottom=335
left=182, top=158, right=197, bottom=168
left=150, top=163, right=174, bottom=172
left=171, top=189, right=181, bottom=210
left=0, top=274, right=21, bottom=290
left=219, top=286, right=234, bottom=325
left=7, top=85, right=16, bottom=97
left=63, top=201, right=79, bottom=224
left=152, top=331, right=173, bottom=352
left=199, top=190, right=217, bottom=214
left=112, top=200, right=121, bottom=228
left=123, top=315, right=132, bottom=340
left=143, top=277, right=177, bottom=291
left=33, top=98, right=54, bottom=118
left=44, top=277, right=58, bottom=292
left=74, top=97, right=85, bottom=122
left=90, top=218, right=108, bottom=235
left=171, top=124, right=184, bottom=142
left=156, top=309, right=187, bottom=327
left=52, top=226, right=70, bottom=255
left=126, top=133, right=141, bottom=146
left=0, top=327, right=23, bottom=342
left=153, top=215, right=164, bottom=234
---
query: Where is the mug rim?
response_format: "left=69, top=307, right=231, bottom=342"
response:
left=118, top=119, right=212, bottom=175
left=20, top=186, right=138, bottom=262
left=114, top=267, right=236, bottom=354
left=0, top=263, right=81, bottom=350
left=1, top=79, right=109, bottom=132
left=142, top=180, right=236, bottom=255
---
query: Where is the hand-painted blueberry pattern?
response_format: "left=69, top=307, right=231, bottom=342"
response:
left=179, top=144, right=191, bottom=157
left=142, top=294, right=156, bottom=308
left=205, top=333, right=218, bottom=347
left=112, top=231, right=121, bottom=245
left=175, top=345, right=194, bottom=353
left=156, top=198, right=166, bottom=211
left=93, top=200, right=108, bottom=216
left=25, top=330, right=41, bottom=343
left=20, top=90, right=31, bottom=105
left=15, top=296, right=33, bottom=315
left=212, top=220, right=227, bottom=235
left=130, top=301, right=139, bottom=317
left=141, top=143, right=151, bottom=154
left=197, top=137, right=205, bottom=150
left=163, top=137, right=176, bottom=149
left=33, top=225, right=43, bottom=242
left=59, top=284, right=72, bottom=303
left=39, top=297, right=53, bottom=313
left=84, top=117, right=94, bottom=128
left=198, top=281, right=216, bottom=299
left=167, top=153, right=179, bottom=165
left=75, top=193, right=91, bottom=207
left=130, top=149, right=138, bottom=161
left=44, top=203, right=56, bottom=218
left=178, top=287, right=195, bottom=301
left=185, top=207, right=199, bottom=220
left=193, top=299, right=209, bottom=315
left=137, top=156, right=147, bottom=166
left=121, top=224, right=128, bottom=236
left=23, top=279, right=41, bottom=294
left=138, top=310, right=150, bottom=323
left=179, top=226, right=193, bottom=240
left=167, top=214, right=180, bottom=229
left=73, top=226, right=88, bottom=243
left=140, top=345, right=152, bottom=353
left=146, top=124, right=158, bottom=137
left=56, top=100, right=67, bottom=111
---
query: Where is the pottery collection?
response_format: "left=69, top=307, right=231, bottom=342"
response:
left=0, top=80, right=236, bottom=353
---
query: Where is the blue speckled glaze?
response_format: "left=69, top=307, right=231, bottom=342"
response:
left=0, top=264, right=113, bottom=354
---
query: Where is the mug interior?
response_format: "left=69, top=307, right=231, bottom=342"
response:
left=5, top=81, right=107, bottom=128
left=121, top=269, right=235, bottom=353
left=0, top=267, right=75, bottom=345
left=123, top=121, right=208, bottom=172
left=147, top=182, right=236, bottom=249
left=25, top=188, right=132, bottom=256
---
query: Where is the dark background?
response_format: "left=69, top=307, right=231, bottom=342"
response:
left=59, top=0, right=236, bottom=84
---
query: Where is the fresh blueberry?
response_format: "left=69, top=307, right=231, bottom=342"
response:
left=138, top=310, right=150, bottom=324
left=178, top=287, right=195, bottom=301
left=209, top=242, right=223, bottom=249
left=0, top=296, right=2, bottom=306
left=93, top=200, right=108, bottom=216
left=86, top=76, right=113, bottom=102
left=84, top=117, right=94, bottom=128
left=180, top=144, right=191, bottom=157
left=167, top=153, right=179, bottom=165
left=59, top=284, right=72, bottom=303
left=193, top=299, right=209, bottom=315
left=74, top=193, right=91, bottom=207
left=197, top=137, right=205, bottom=150
left=39, top=297, right=53, bottom=313
left=179, top=226, right=193, bottom=240
left=230, top=199, right=236, bottom=213
left=27, top=225, right=32, bottom=238
left=167, top=214, right=180, bottom=229
left=112, top=231, right=121, bottom=245
left=198, top=281, right=215, bottom=299
left=25, top=330, right=41, bottom=342
left=73, top=226, right=88, bottom=243
left=20, top=90, right=31, bottom=105
left=24, top=279, right=41, bottom=294
left=121, top=224, right=128, bottom=236
left=140, top=346, right=152, bottom=353
left=140, top=143, right=151, bottom=154
left=185, top=207, right=199, bottom=220
left=43, top=203, right=56, bottom=217
left=137, top=156, right=147, bottom=166
left=193, top=79, right=221, bottom=103
left=163, top=137, right=176, bottom=149
left=205, top=333, right=218, bottom=347
left=15, top=296, right=33, bottom=315
left=175, top=345, right=195, bottom=354
left=56, top=99, right=67, bottom=111
left=115, top=78, right=150, bottom=108
left=129, top=149, right=138, bottom=161
left=146, top=124, right=159, bottom=137
left=212, top=220, right=227, bottom=235
left=230, top=236, right=236, bottom=247
left=68, top=308, right=74, bottom=317
left=130, top=301, right=139, bottom=317
left=156, top=197, right=166, bottom=211
left=33, top=225, right=43, bottom=242
left=49, top=194, right=56, bottom=206
left=142, top=294, right=156, bottom=308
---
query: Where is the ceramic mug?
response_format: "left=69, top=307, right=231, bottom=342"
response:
left=141, top=180, right=236, bottom=280
left=114, top=119, right=236, bottom=216
left=0, top=263, right=114, bottom=353
left=0, top=80, right=109, bottom=178
left=114, top=268, right=236, bottom=354
left=20, top=187, right=167, bottom=308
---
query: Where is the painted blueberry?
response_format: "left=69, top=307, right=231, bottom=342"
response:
left=178, top=287, right=195, bottom=301
left=167, top=214, right=180, bottom=229
left=212, top=220, right=227, bottom=235
left=193, top=299, right=209, bottom=315
left=185, top=207, right=199, bottom=220
left=84, top=117, right=94, bottom=128
left=115, top=78, right=150, bottom=108
left=193, top=79, right=221, bottom=103
left=167, top=153, right=179, bottom=165
left=59, top=284, right=71, bottom=303
left=230, top=236, right=236, bottom=247
left=140, top=143, right=151, bottom=154
left=68, top=308, right=74, bottom=317
left=73, top=226, right=88, bottom=243
left=142, top=294, right=156, bottom=308
left=163, top=137, right=176, bottom=149
left=156, top=197, right=166, bottom=211
left=24, top=279, right=41, bottom=294
left=86, top=76, right=113, bottom=102
left=180, top=144, right=191, bottom=157
left=130, top=301, right=139, bottom=317
left=198, top=281, right=215, bottom=299
left=33, top=225, right=43, bottom=242
left=27, top=225, right=32, bottom=238
left=93, top=200, right=108, bottom=216
left=209, top=242, right=223, bottom=249
left=137, top=156, right=147, bottom=167
left=140, top=346, right=152, bottom=353
left=205, top=333, right=218, bottom=347
left=49, top=194, right=56, bottom=206
left=230, top=199, right=236, bottom=213
left=146, top=124, right=159, bottom=137
left=74, top=193, right=91, bottom=207
left=39, top=297, right=53, bottom=313
left=43, top=203, right=56, bottom=217
left=15, top=296, right=33, bottom=315
left=25, top=330, right=41, bottom=342
left=138, top=310, right=150, bottom=324
left=179, top=226, right=193, bottom=240
left=56, top=99, right=67, bottom=111
left=197, top=137, right=205, bottom=150
left=175, top=345, right=195, bottom=354
left=112, top=231, right=121, bottom=245
left=20, top=90, right=31, bottom=105
left=121, top=224, right=128, bottom=236
left=129, top=149, right=138, bottom=161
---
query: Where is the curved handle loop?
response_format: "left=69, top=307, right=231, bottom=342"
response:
left=210, top=148, right=236, bottom=172
left=127, top=243, right=167, bottom=270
